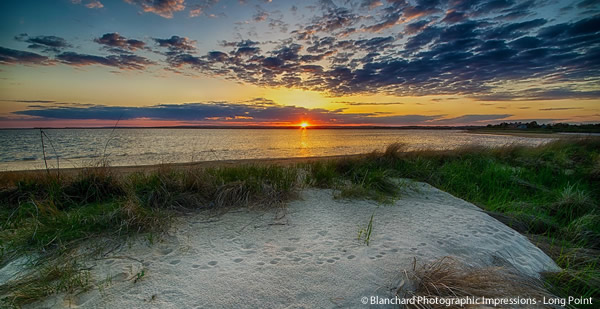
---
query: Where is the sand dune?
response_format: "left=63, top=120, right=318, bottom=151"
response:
left=29, top=181, right=558, bottom=308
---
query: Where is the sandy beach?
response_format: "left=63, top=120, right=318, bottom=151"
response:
left=21, top=181, right=558, bottom=308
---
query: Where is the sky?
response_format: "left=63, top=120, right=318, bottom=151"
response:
left=0, top=0, right=598, bottom=128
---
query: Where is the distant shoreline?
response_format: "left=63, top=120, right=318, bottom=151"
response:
left=467, top=129, right=600, bottom=138
left=0, top=126, right=475, bottom=130
left=466, top=130, right=561, bottom=138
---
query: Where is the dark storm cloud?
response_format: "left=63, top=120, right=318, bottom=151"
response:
left=124, top=0, right=185, bottom=18
left=0, top=47, right=50, bottom=65
left=94, top=33, right=146, bottom=51
left=56, top=52, right=154, bottom=70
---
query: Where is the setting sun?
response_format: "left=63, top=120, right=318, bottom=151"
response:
left=300, top=122, right=309, bottom=128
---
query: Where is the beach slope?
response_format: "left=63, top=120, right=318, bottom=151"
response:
left=30, top=181, right=558, bottom=308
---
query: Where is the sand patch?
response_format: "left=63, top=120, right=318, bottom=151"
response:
left=26, top=181, right=558, bottom=308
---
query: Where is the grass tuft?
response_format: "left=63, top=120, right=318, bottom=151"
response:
left=402, top=256, right=555, bottom=309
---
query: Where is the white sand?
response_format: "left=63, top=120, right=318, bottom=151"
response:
left=27, top=181, right=558, bottom=308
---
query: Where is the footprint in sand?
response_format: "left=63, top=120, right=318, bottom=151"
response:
left=347, top=255, right=356, bottom=260
left=208, top=261, right=218, bottom=266
left=270, top=258, right=281, bottom=265
left=159, top=248, right=174, bottom=256
left=233, top=258, right=243, bottom=263
left=326, top=259, right=336, bottom=263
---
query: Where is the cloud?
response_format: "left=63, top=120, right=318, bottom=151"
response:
left=154, top=35, right=197, bottom=53
left=292, top=8, right=359, bottom=40
left=253, top=11, right=268, bottom=22
left=86, top=0, right=104, bottom=8
left=189, top=0, right=219, bottom=17
left=363, top=13, right=401, bottom=32
left=3, top=0, right=599, bottom=105
left=539, top=107, right=583, bottom=111
left=71, top=0, right=104, bottom=9
left=173, top=8, right=600, bottom=100
left=56, top=52, right=154, bottom=70
left=442, top=10, right=467, bottom=23
left=1, top=99, right=56, bottom=103
left=578, top=0, right=599, bottom=9
left=94, top=33, right=146, bottom=51
left=0, top=47, right=50, bottom=65
left=361, top=0, right=383, bottom=10
left=15, top=34, right=71, bottom=53
left=473, top=89, right=600, bottom=101
left=124, top=0, right=185, bottom=18
left=11, top=99, right=523, bottom=126
left=430, top=114, right=512, bottom=125
left=332, top=101, right=405, bottom=106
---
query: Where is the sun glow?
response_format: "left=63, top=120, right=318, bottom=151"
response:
left=300, top=122, right=309, bottom=128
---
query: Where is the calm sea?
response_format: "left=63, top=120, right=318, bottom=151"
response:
left=0, top=128, right=555, bottom=171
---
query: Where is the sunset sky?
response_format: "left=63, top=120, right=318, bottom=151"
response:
left=0, top=0, right=599, bottom=128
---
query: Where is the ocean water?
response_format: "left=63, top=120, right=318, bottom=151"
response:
left=0, top=128, right=555, bottom=171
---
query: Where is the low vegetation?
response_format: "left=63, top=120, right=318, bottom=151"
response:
left=402, top=256, right=555, bottom=309
left=0, top=138, right=598, bottom=307
left=0, top=165, right=299, bottom=307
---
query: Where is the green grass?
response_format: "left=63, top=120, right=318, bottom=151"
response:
left=0, top=164, right=299, bottom=307
left=303, top=139, right=599, bottom=306
left=357, top=212, right=374, bottom=246
left=1, top=138, right=598, bottom=307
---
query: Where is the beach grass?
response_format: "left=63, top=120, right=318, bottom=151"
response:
left=1, top=138, right=599, bottom=306
left=303, top=138, right=599, bottom=305
left=403, top=256, right=555, bottom=309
